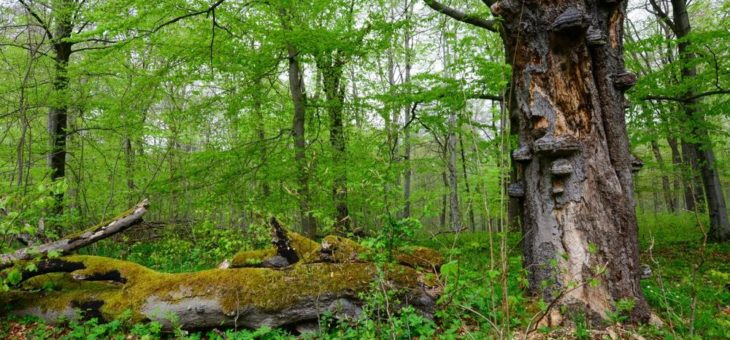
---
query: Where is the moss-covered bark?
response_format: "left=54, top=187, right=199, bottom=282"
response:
left=2, top=255, right=439, bottom=330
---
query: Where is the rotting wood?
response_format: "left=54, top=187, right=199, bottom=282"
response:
left=0, top=200, right=150, bottom=270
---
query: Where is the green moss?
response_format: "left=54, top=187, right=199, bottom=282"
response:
left=229, top=230, right=320, bottom=267
left=320, top=235, right=368, bottom=263
left=230, top=248, right=276, bottom=268
left=395, top=246, right=445, bottom=271
left=2, top=255, right=427, bottom=322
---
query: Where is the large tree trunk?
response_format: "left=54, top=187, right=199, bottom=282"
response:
left=681, top=141, right=704, bottom=212
left=446, top=111, right=461, bottom=232
left=493, top=0, right=650, bottom=324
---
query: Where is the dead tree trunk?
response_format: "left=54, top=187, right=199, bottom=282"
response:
left=0, top=200, right=149, bottom=270
left=492, top=0, right=650, bottom=324
left=2, top=217, right=441, bottom=332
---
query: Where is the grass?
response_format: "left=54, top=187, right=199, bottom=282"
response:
left=1, top=213, right=729, bottom=339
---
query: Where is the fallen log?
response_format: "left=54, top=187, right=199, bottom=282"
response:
left=2, top=255, right=440, bottom=331
left=1, top=214, right=443, bottom=331
left=0, top=200, right=150, bottom=270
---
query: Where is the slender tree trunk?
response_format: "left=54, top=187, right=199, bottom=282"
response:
left=253, top=81, right=271, bottom=198
left=318, top=53, right=350, bottom=232
left=669, top=0, right=730, bottom=241
left=494, top=0, right=650, bottom=322
left=287, top=46, right=316, bottom=238
left=124, top=137, right=135, bottom=206
left=440, top=171, right=448, bottom=229
left=402, top=2, right=414, bottom=219
left=650, top=140, right=676, bottom=212
left=681, top=141, right=703, bottom=212
left=446, top=112, right=461, bottom=231
left=667, top=136, right=684, bottom=210
left=48, top=2, right=74, bottom=214
left=459, top=132, right=476, bottom=232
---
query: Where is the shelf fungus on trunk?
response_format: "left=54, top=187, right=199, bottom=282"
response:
left=586, top=26, right=607, bottom=46
left=508, top=182, right=526, bottom=198
left=512, top=146, right=533, bottom=163
left=549, top=7, right=587, bottom=32
left=613, top=72, right=637, bottom=90
left=550, top=159, right=574, bottom=176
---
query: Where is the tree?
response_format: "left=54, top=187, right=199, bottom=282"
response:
left=425, top=0, right=651, bottom=323
left=648, top=0, right=730, bottom=242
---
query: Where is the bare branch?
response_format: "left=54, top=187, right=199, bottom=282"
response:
left=647, top=0, right=678, bottom=35
left=17, top=0, right=54, bottom=40
left=423, top=0, right=498, bottom=32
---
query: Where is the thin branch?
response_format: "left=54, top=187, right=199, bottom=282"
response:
left=647, top=0, right=678, bottom=35
left=423, top=0, right=498, bottom=32
left=641, top=89, right=730, bottom=102
left=17, top=0, right=54, bottom=40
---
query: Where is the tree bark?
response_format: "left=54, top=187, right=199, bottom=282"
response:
left=402, top=2, right=414, bottom=219
left=446, top=112, right=461, bottom=232
left=492, top=0, right=650, bottom=323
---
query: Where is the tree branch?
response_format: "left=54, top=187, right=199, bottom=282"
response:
left=17, top=0, right=54, bottom=40
left=641, top=89, right=730, bottom=102
left=423, top=0, right=498, bottom=32
left=647, top=0, right=678, bottom=35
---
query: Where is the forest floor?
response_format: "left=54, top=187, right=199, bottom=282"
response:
left=1, top=213, right=728, bottom=339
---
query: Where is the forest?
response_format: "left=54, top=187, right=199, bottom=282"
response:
left=0, top=0, right=728, bottom=338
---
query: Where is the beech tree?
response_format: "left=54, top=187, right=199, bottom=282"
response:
left=425, top=0, right=651, bottom=323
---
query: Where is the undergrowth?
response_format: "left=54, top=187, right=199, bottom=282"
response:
left=1, top=213, right=728, bottom=339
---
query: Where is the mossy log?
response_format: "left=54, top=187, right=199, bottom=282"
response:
left=0, top=200, right=150, bottom=270
left=1, top=255, right=440, bottom=331
left=1, top=217, right=443, bottom=331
